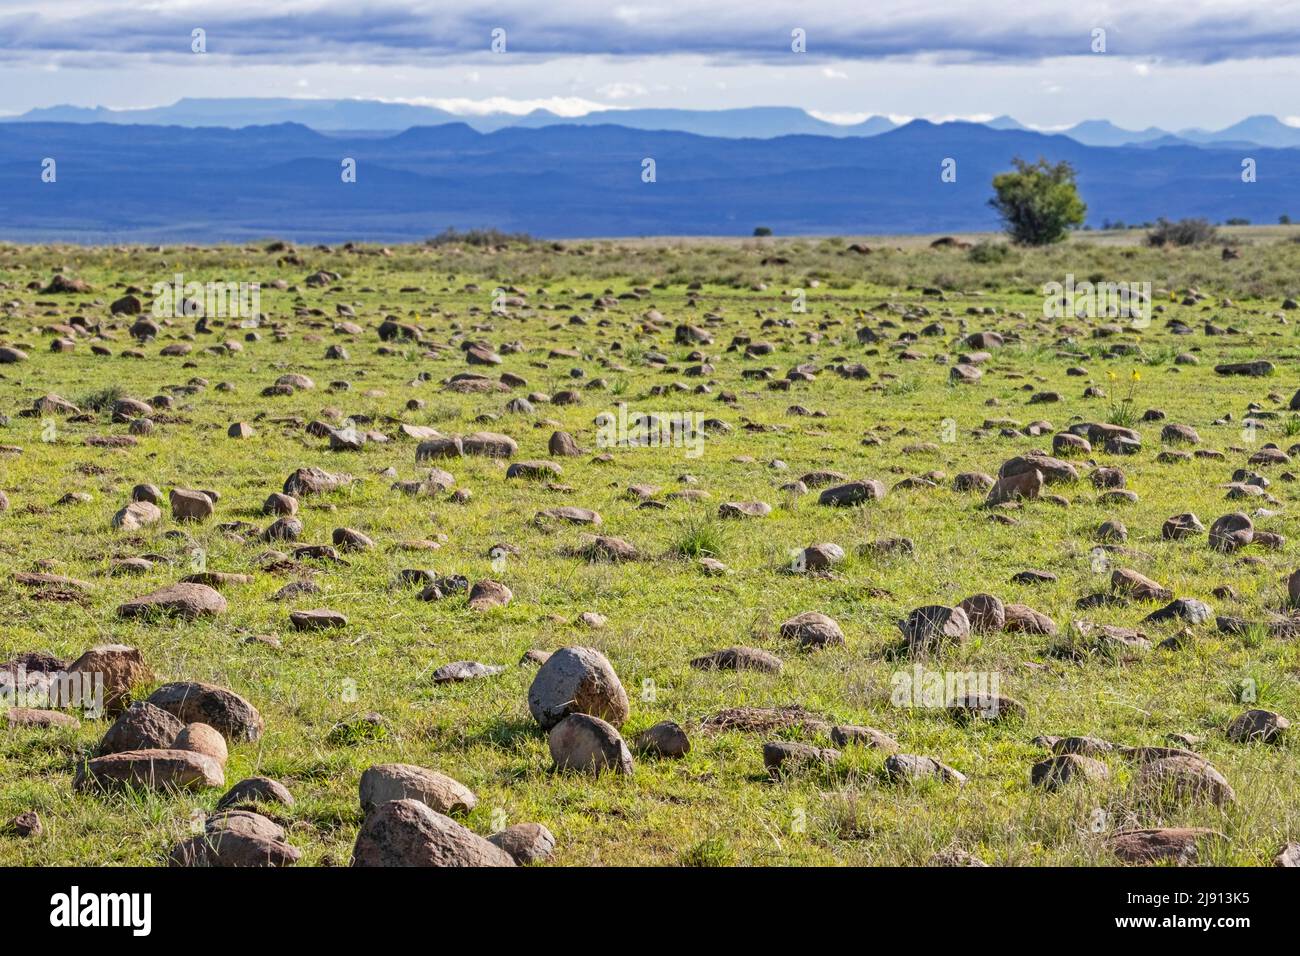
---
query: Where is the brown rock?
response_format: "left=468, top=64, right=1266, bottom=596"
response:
left=98, top=701, right=183, bottom=754
left=359, top=763, right=478, bottom=815
left=146, top=681, right=263, bottom=742
left=548, top=713, right=633, bottom=775
left=352, top=799, right=514, bottom=867
left=956, top=593, right=1006, bottom=633
left=487, top=823, right=556, bottom=865
left=1030, top=754, right=1109, bottom=791
left=116, top=583, right=227, bottom=621
left=778, top=611, right=845, bottom=649
left=527, top=647, right=628, bottom=730
left=75, top=748, right=225, bottom=792
left=174, top=722, right=229, bottom=765
left=1109, top=828, right=1224, bottom=864
left=68, top=644, right=153, bottom=714
left=633, top=720, right=691, bottom=758
left=690, top=647, right=782, bottom=673
left=986, top=468, right=1043, bottom=506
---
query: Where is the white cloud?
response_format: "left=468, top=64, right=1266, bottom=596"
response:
left=807, top=110, right=872, bottom=125
left=395, top=95, right=615, bottom=116
left=596, top=81, right=647, bottom=99
left=926, top=112, right=995, bottom=123
left=821, top=67, right=848, bottom=79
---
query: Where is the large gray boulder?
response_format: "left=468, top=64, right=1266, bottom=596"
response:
left=527, top=646, right=629, bottom=730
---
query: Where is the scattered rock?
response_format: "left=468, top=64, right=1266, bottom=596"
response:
left=778, top=611, right=845, bottom=649
left=548, top=713, right=634, bottom=775
left=359, top=763, right=478, bottom=815
left=352, top=799, right=515, bottom=866
left=527, top=646, right=629, bottom=730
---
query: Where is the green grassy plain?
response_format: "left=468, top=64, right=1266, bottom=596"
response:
left=1, top=230, right=1298, bottom=866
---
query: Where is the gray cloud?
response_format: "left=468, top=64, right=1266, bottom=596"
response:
left=1, top=0, right=1298, bottom=65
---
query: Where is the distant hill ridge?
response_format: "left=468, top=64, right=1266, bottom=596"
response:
left=11, top=98, right=1300, bottom=147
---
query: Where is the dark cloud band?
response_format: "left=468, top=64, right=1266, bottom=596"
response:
left=0, top=2, right=1294, bottom=65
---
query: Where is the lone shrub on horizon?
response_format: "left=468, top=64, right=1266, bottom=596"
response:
left=1147, top=217, right=1218, bottom=247
left=989, top=158, right=1087, bottom=246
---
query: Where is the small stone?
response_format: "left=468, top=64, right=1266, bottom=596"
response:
left=170, top=810, right=300, bottom=867
left=146, top=681, right=263, bottom=742
left=1136, top=755, right=1235, bottom=807
left=217, top=776, right=296, bottom=811
left=487, top=823, right=556, bottom=865
left=690, top=646, right=783, bottom=673
left=830, top=726, right=899, bottom=750
left=1225, top=708, right=1289, bottom=744
left=778, top=611, right=845, bottom=649
left=818, top=480, right=885, bottom=507
left=432, top=661, right=505, bottom=683
left=899, top=605, right=970, bottom=653
left=117, top=583, right=227, bottom=621
left=169, top=488, right=215, bottom=521
left=467, top=579, right=512, bottom=611
left=290, top=608, right=347, bottom=631
left=112, top=500, right=162, bottom=530
left=884, top=753, right=966, bottom=785
left=68, top=644, right=153, bottom=714
left=956, top=593, right=1005, bottom=633
left=5, top=810, right=41, bottom=838
left=633, top=720, right=691, bottom=758
left=1108, top=828, right=1224, bottom=864
left=5, top=707, right=79, bottom=729
left=98, top=701, right=183, bottom=754
left=1031, top=754, right=1109, bottom=791
left=1142, top=598, right=1213, bottom=626
left=763, top=741, right=839, bottom=778
left=1275, top=843, right=1300, bottom=867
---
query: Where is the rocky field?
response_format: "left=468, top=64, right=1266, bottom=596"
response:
left=0, top=233, right=1298, bottom=867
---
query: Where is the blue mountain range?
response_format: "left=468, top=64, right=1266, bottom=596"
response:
left=0, top=118, right=1293, bottom=241
left=11, top=98, right=1300, bottom=147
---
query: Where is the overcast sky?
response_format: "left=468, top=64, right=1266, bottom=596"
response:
left=2, top=0, right=1299, bottom=128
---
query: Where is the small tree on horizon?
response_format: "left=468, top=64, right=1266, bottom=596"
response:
left=989, top=158, right=1086, bottom=246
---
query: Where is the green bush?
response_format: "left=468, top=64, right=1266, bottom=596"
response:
left=968, top=240, right=1012, bottom=264
left=988, top=158, right=1087, bottom=246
